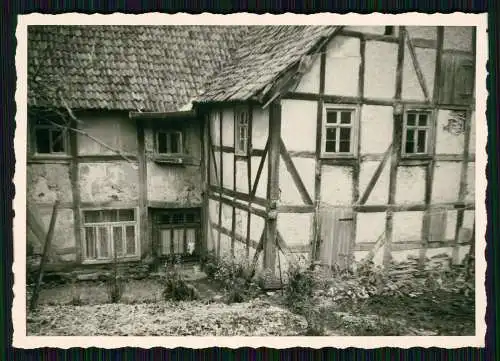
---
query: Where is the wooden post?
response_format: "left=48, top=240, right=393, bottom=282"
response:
left=29, top=200, right=59, bottom=311
left=201, top=112, right=209, bottom=255
left=264, top=100, right=281, bottom=271
left=136, top=119, right=149, bottom=262
left=68, top=117, right=82, bottom=263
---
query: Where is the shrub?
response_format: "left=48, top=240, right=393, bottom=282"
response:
left=161, top=255, right=199, bottom=302
left=105, top=274, right=125, bottom=303
left=283, top=263, right=316, bottom=312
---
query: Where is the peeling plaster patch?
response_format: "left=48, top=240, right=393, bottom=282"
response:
left=320, top=166, right=353, bottom=206
left=364, top=41, right=398, bottom=99
left=432, top=162, right=461, bottom=203
left=40, top=208, right=76, bottom=251
left=396, top=166, right=426, bottom=204
left=444, top=26, right=473, bottom=52
left=359, top=160, right=390, bottom=204
left=281, top=100, right=317, bottom=152
left=435, top=110, right=466, bottom=154
left=28, top=164, right=73, bottom=204
left=360, top=105, right=393, bottom=154
left=278, top=213, right=312, bottom=247
left=251, top=106, right=269, bottom=150
left=295, top=52, right=321, bottom=93
left=221, top=108, right=235, bottom=147
left=393, top=211, right=424, bottom=242
left=356, top=212, right=386, bottom=243
left=147, top=163, right=201, bottom=204
left=324, top=36, right=361, bottom=96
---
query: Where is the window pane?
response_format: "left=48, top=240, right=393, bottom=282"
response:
left=85, top=227, right=96, bottom=259
left=186, top=229, right=196, bottom=255
left=325, top=140, right=336, bottom=153
left=340, top=111, right=352, bottom=124
left=102, top=210, right=117, bottom=222
left=159, top=214, right=171, bottom=224
left=35, top=128, right=51, bottom=153
left=158, top=132, right=168, bottom=154
left=173, top=229, right=184, bottom=254
left=113, top=226, right=124, bottom=257
left=407, top=113, right=416, bottom=126
left=118, top=209, right=135, bottom=222
left=326, top=111, right=337, bottom=124
left=84, top=210, right=101, bottom=223
left=339, top=141, right=350, bottom=153
left=239, top=140, right=246, bottom=153
left=98, top=227, right=109, bottom=258
left=185, top=213, right=195, bottom=223
left=417, top=130, right=427, bottom=153
left=125, top=225, right=136, bottom=255
left=405, top=129, right=415, bottom=153
left=170, top=133, right=181, bottom=154
left=160, top=229, right=172, bottom=255
left=51, top=129, right=66, bottom=152
left=339, top=128, right=351, bottom=141
left=172, top=213, right=184, bottom=224
left=418, top=114, right=428, bottom=126
left=325, top=127, right=336, bottom=141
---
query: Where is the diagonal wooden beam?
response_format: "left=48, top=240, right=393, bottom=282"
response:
left=405, top=28, right=431, bottom=103
left=357, top=142, right=393, bottom=205
left=279, top=138, right=313, bottom=205
left=250, top=140, right=269, bottom=198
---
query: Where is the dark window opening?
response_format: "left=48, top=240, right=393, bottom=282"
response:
left=384, top=26, right=395, bottom=36
left=403, top=111, right=432, bottom=155
left=323, top=108, right=356, bottom=155
left=156, top=131, right=183, bottom=155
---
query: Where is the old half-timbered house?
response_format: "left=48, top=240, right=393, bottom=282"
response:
left=195, top=25, right=476, bottom=278
left=26, top=26, right=246, bottom=273
left=26, top=25, right=476, bottom=280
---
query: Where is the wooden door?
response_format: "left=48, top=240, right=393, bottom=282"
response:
left=318, top=207, right=354, bottom=270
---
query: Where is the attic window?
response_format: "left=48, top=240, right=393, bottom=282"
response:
left=33, top=118, right=68, bottom=155
left=235, top=108, right=250, bottom=156
left=384, top=26, right=395, bottom=36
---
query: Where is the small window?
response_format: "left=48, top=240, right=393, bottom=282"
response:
left=156, top=130, right=183, bottom=155
left=33, top=119, right=68, bottom=155
left=235, top=108, right=249, bottom=155
left=384, top=26, right=395, bottom=36
left=157, top=209, right=200, bottom=257
left=322, top=106, right=358, bottom=157
left=82, top=209, right=138, bottom=261
left=402, top=111, right=432, bottom=155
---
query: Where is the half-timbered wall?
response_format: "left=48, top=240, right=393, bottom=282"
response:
left=278, top=25, right=476, bottom=269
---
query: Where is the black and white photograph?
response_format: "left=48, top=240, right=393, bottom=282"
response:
left=13, top=13, right=487, bottom=348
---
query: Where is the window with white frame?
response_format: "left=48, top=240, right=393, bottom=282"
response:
left=235, top=108, right=249, bottom=155
left=156, top=130, right=183, bottom=155
left=402, top=111, right=432, bottom=155
left=33, top=118, right=68, bottom=155
left=82, top=209, right=138, bottom=261
left=322, top=106, right=358, bottom=156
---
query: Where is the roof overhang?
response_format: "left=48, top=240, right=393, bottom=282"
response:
left=128, top=109, right=197, bottom=120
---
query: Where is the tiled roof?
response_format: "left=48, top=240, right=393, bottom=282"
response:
left=28, top=25, right=248, bottom=112
left=196, top=26, right=338, bottom=103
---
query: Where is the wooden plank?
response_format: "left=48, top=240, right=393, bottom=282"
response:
left=277, top=205, right=315, bottom=213
left=69, top=118, right=82, bottom=263
left=250, top=140, right=269, bottom=198
left=405, top=28, right=431, bottom=102
left=76, top=154, right=139, bottom=162
left=29, top=200, right=59, bottom=311
left=264, top=101, right=281, bottom=271
left=212, top=145, right=235, bottom=153
left=279, top=138, right=313, bottom=205
left=357, top=143, right=393, bottom=205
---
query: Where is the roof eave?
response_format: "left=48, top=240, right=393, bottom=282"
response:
left=128, top=109, right=197, bottom=120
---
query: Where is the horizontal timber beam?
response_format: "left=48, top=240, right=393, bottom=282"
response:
left=208, top=192, right=267, bottom=218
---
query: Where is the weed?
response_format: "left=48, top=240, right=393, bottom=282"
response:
left=161, top=255, right=200, bottom=301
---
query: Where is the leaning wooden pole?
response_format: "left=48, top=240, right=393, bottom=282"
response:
left=29, top=200, right=59, bottom=311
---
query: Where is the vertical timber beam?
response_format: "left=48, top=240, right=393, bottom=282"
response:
left=420, top=26, right=444, bottom=265
left=201, top=112, right=209, bottom=255
left=311, top=48, right=327, bottom=262
left=217, top=110, right=223, bottom=258
left=231, top=110, right=237, bottom=258
left=264, top=100, right=282, bottom=271
left=136, top=119, right=149, bottom=262
left=245, top=107, right=254, bottom=259
left=384, top=26, right=406, bottom=267
left=453, top=27, right=476, bottom=264
left=69, top=117, right=82, bottom=263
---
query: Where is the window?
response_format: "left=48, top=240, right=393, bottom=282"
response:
left=402, top=111, right=432, bottom=155
left=384, top=26, right=395, bottom=36
left=33, top=118, right=68, bottom=155
left=322, top=106, right=358, bottom=157
left=157, top=210, right=200, bottom=257
left=82, top=209, right=138, bottom=261
left=235, top=108, right=249, bottom=155
left=156, top=130, right=183, bottom=155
